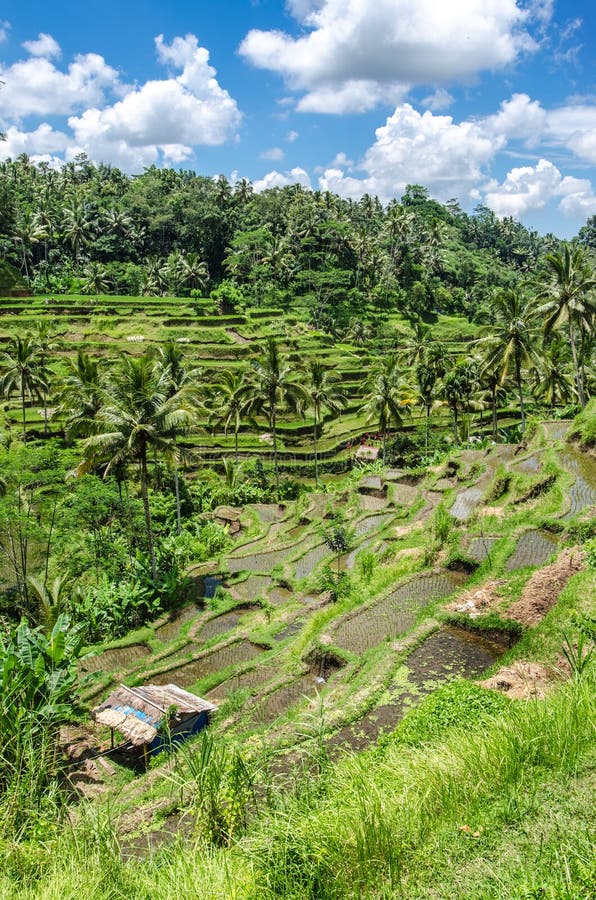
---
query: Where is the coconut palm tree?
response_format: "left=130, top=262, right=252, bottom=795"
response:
left=32, top=319, right=58, bottom=435
left=534, top=244, right=596, bottom=408
left=441, top=367, right=466, bottom=444
left=0, top=335, right=47, bottom=442
left=480, top=289, right=538, bottom=435
left=361, top=355, right=411, bottom=464
left=478, top=361, right=507, bottom=441
left=166, top=251, right=209, bottom=295
left=81, top=261, right=111, bottom=295
left=531, top=338, right=574, bottom=413
left=209, top=370, right=252, bottom=463
left=62, top=197, right=92, bottom=264
left=154, top=343, right=202, bottom=533
left=78, top=355, right=194, bottom=580
left=305, top=360, right=347, bottom=487
left=55, top=349, right=104, bottom=440
left=245, top=337, right=309, bottom=499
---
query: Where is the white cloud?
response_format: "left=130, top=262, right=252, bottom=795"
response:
left=22, top=33, right=61, bottom=59
left=0, top=20, right=9, bottom=43
left=240, top=0, right=544, bottom=113
left=0, top=53, right=120, bottom=119
left=421, top=88, right=454, bottom=111
left=546, top=105, right=596, bottom=164
left=559, top=188, right=596, bottom=218
left=484, top=158, right=593, bottom=216
left=261, top=146, right=285, bottom=160
left=483, top=92, right=546, bottom=142
left=297, top=79, right=408, bottom=115
left=253, top=166, right=311, bottom=191
left=0, top=123, right=70, bottom=158
left=480, top=93, right=596, bottom=167
left=65, top=34, right=241, bottom=166
left=0, top=34, right=242, bottom=170
left=285, top=130, right=299, bottom=142
left=319, top=103, right=500, bottom=202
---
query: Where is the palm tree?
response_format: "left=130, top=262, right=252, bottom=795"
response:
left=531, top=338, right=574, bottom=413
left=81, top=261, right=111, bottom=295
left=78, top=355, right=194, bottom=580
left=534, top=244, right=596, bottom=408
left=361, top=355, right=410, bottom=464
left=209, top=370, right=252, bottom=463
left=154, top=343, right=202, bottom=534
left=441, top=368, right=466, bottom=444
left=62, top=197, right=92, bottom=264
left=480, top=289, right=537, bottom=435
left=478, top=362, right=507, bottom=441
left=0, top=336, right=46, bottom=442
left=166, top=251, right=209, bottom=295
left=12, top=210, right=46, bottom=280
left=32, top=320, right=58, bottom=435
left=245, top=337, right=309, bottom=498
left=305, top=360, right=347, bottom=487
left=55, top=350, right=104, bottom=440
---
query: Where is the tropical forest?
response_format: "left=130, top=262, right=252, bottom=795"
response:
left=0, top=155, right=595, bottom=899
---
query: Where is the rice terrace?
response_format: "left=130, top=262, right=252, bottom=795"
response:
left=1, top=69, right=596, bottom=900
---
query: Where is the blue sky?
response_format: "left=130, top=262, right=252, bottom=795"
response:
left=1, top=0, right=595, bottom=236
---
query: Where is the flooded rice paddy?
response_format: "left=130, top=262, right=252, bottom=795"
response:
left=231, top=574, right=272, bottom=601
left=560, top=451, right=596, bottom=519
left=273, top=620, right=305, bottom=642
left=505, top=530, right=559, bottom=570
left=330, top=625, right=504, bottom=752
left=79, top=643, right=150, bottom=675
left=195, top=610, right=249, bottom=642
left=450, top=487, right=484, bottom=521
left=148, top=641, right=263, bottom=688
left=293, top=543, right=331, bottom=580
left=354, top=512, right=394, bottom=538
left=463, top=535, right=499, bottom=563
left=333, top=570, right=467, bottom=655
left=155, top=604, right=204, bottom=642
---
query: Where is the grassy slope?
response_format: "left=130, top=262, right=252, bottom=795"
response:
left=1, top=430, right=595, bottom=899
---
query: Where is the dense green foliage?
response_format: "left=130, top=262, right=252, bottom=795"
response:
left=0, top=157, right=594, bottom=898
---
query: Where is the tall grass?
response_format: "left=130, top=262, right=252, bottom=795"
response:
left=2, top=674, right=592, bottom=898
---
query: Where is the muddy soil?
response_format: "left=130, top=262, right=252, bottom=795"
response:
left=506, top=547, right=584, bottom=626
left=480, top=660, right=562, bottom=699
left=329, top=625, right=504, bottom=753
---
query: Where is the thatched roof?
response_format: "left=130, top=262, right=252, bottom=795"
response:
left=92, top=684, right=218, bottom=747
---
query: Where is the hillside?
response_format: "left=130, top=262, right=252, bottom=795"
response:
left=0, top=418, right=593, bottom=898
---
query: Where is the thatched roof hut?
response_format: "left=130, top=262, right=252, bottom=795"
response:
left=92, top=684, right=218, bottom=755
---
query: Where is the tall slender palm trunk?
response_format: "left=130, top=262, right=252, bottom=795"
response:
left=313, top=413, right=320, bottom=487
left=271, top=400, right=280, bottom=500
left=139, top=446, right=157, bottom=581
left=569, top=321, right=586, bottom=408
left=452, top=405, right=459, bottom=443
left=21, top=383, right=27, bottom=443
left=491, top=386, right=498, bottom=441
left=174, top=468, right=182, bottom=536
left=515, top=356, right=526, bottom=434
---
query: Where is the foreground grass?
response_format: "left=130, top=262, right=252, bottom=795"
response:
left=1, top=673, right=593, bottom=900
